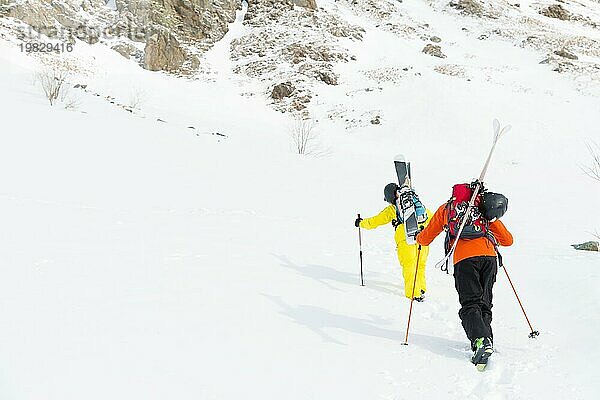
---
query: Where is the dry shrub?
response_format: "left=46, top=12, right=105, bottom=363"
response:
left=291, top=115, right=321, bottom=155
left=36, top=63, right=70, bottom=106
left=582, top=142, right=600, bottom=182
left=128, top=87, right=146, bottom=110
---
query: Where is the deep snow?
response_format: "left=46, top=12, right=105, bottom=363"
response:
left=1, top=2, right=600, bottom=399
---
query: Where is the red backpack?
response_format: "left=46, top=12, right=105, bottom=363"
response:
left=441, top=183, right=501, bottom=273
left=445, top=183, right=489, bottom=240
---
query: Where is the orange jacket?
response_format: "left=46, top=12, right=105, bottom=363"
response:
left=416, top=203, right=513, bottom=264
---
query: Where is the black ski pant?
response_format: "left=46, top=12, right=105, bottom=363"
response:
left=453, top=256, right=498, bottom=345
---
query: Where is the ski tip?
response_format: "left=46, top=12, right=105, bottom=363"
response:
left=493, top=119, right=500, bottom=132
left=476, top=364, right=487, bottom=372
left=393, top=153, right=406, bottom=162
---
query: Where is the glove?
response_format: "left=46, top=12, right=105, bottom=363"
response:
left=355, top=217, right=363, bottom=228
left=414, top=225, right=425, bottom=240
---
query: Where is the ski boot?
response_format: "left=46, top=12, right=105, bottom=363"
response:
left=413, top=290, right=426, bottom=302
left=471, top=337, right=493, bottom=371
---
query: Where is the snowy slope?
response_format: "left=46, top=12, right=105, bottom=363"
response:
left=1, top=2, right=600, bottom=400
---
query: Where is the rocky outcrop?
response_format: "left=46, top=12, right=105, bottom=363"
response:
left=422, top=44, right=446, bottom=58
left=110, top=0, right=152, bottom=42
left=112, top=43, right=141, bottom=60
left=4, top=0, right=109, bottom=36
left=144, top=29, right=186, bottom=71
left=316, top=70, right=338, bottom=85
left=541, top=4, right=571, bottom=21
left=292, top=0, right=317, bottom=9
left=0, top=0, right=8, bottom=16
left=246, top=0, right=317, bottom=12
left=449, top=0, right=484, bottom=17
left=148, top=0, right=238, bottom=44
left=233, top=0, right=363, bottom=112
left=271, top=82, right=296, bottom=99
left=5, top=1, right=54, bottom=28
left=283, top=43, right=347, bottom=64
left=2, top=0, right=239, bottom=73
left=448, top=0, right=501, bottom=19
left=554, top=49, right=578, bottom=60
left=134, top=0, right=239, bottom=71
left=571, top=241, right=599, bottom=251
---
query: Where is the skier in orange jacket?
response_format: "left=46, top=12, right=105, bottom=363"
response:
left=416, top=185, right=513, bottom=367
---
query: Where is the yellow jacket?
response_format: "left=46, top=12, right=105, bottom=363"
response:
left=359, top=204, right=432, bottom=298
left=359, top=204, right=432, bottom=245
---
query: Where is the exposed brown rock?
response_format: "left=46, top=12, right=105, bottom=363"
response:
left=271, top=82, right=296, bottom=100
left=540, top=4, right=571, bottom=21
left=6, top=2, right=55, bottom=29
left=3, top=0, right=239, bottom=73
left=112, top=43, right=138, bottom=59
left=148, top=0, right=239, bottom=43
left=449, top=0, right=484, bottom=17
left=554, top=49, right=578, bottom=60
left=316, top=70, right=338, bottom=85
left=292, top=0, right=317, bottom=9
left=144, top=29, right=186, bottom=72
left=284, top=43, right=343, bottom=64
left=571, top=241, right=599, bottom=251
left=422, top=44, right=446, bottom=58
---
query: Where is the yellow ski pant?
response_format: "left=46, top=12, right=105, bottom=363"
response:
left=359, top=204, right=431, bottom=299
left=397, top=241, right=429, bottom=299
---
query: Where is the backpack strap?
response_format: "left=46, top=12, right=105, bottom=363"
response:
left=485, top=231, right=505, bottom=268
left=442, top=231, right=451, bottom=274
left=391, top=204, right=402, bottom=230
left=440, top=199, right=453, bottom=274
left=485, top=230, right=498, bottom=247
left=442, top=200, right=498, bottom=275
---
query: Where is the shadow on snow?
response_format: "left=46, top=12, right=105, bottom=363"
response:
left=273, top=254, right=405, bottom=296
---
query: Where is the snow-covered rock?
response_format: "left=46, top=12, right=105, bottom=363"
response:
left=231, top=0, right=363, bottom=112
left=0, top=0, right=240, bottom=72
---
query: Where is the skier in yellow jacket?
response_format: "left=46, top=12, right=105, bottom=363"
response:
left=355, top=183, right=431, bottom=301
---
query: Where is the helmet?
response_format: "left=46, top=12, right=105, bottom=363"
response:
left=480, top=192, right=508, bottom=221
left=384, top=183, right=399, bottom=204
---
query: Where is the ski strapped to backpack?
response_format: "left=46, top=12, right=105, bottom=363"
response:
left=393, top=191, right=427, bottom=228
left=434, top=119, right=511, bottom=272
left=441, top=182, right=499, bottom=273
left=394, top=154, right=428, bottom=244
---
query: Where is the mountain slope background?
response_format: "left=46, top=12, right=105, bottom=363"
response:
left=1, top=1, right=600, bottom=399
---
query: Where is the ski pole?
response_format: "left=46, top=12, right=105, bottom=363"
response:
left=402, top=244, right=422, bottom=345
left=500, top=259, right=539, bottom=338
left=357, top=213, right=364, bottom=286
